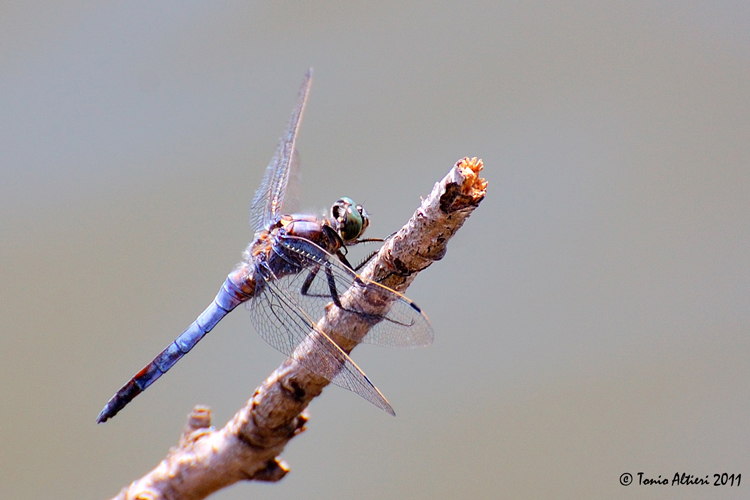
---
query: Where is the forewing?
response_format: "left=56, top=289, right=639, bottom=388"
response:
left=277, top=235, right=434, bottom=348
left=247, top=266, right=394, bottom=415
left=249, top=70, right=311, bottom=231
left=281, top=148, right=302, bottom=216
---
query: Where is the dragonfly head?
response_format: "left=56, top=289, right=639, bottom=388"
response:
left=331, top=197, right=370, bottom=243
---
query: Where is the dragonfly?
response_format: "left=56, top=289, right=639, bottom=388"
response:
left=97, top=69, right=433, bottom=423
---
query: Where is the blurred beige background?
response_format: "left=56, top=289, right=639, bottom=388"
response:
left=1, top=1, right=748, bottom=499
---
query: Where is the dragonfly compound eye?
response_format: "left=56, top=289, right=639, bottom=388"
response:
left=356, top=204, right=370, bottom=233
left=332, top=197, right=365, bottom=242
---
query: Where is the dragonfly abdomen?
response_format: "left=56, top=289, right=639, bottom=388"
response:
left=96, top=273, right=255, bottom=423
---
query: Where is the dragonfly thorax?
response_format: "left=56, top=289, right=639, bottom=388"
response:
left=276, top=214, right=344, bottom=254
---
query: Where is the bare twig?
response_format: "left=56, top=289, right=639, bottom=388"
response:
left=111, top=158, right=487, bottom=500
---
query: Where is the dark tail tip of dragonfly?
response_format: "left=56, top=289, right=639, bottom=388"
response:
left=96, top=398, right=127, bottom=424
left=95, top=381, right=143, bottom=424
left=96, top=406, right=112, bottom=424
left=96, top=397, right=124, bottom=423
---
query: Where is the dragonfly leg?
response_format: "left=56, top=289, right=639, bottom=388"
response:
left=324, top=263, right=344, bottom=309
left=352, top=237, right=386, bottom=244
left=297, top=258, right=353, bottom=312
left=300, top=264, right=321, bottom=296
left=299, top=263, right=345, bottom=310
left=347, top=235, right=387, bottom=271
left=354, top=249, right=379, bottom=272
left=334, top=249, right=355, bottom=270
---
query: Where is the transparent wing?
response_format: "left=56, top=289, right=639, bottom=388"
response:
left=274, top=235, right=434, bottom=348
left=281, top=148, right=302, bottom=216
left=247, top=265, right=394, bottom=415
left=249, top=69, right=311, bottom=231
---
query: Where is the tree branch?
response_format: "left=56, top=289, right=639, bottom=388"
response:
left=110, top=157, right=487, bottom=500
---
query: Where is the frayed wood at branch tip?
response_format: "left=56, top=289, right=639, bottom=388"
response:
left=371, top=157, right=487, bottom=288
left=108, top=158, right=487, bottom=500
